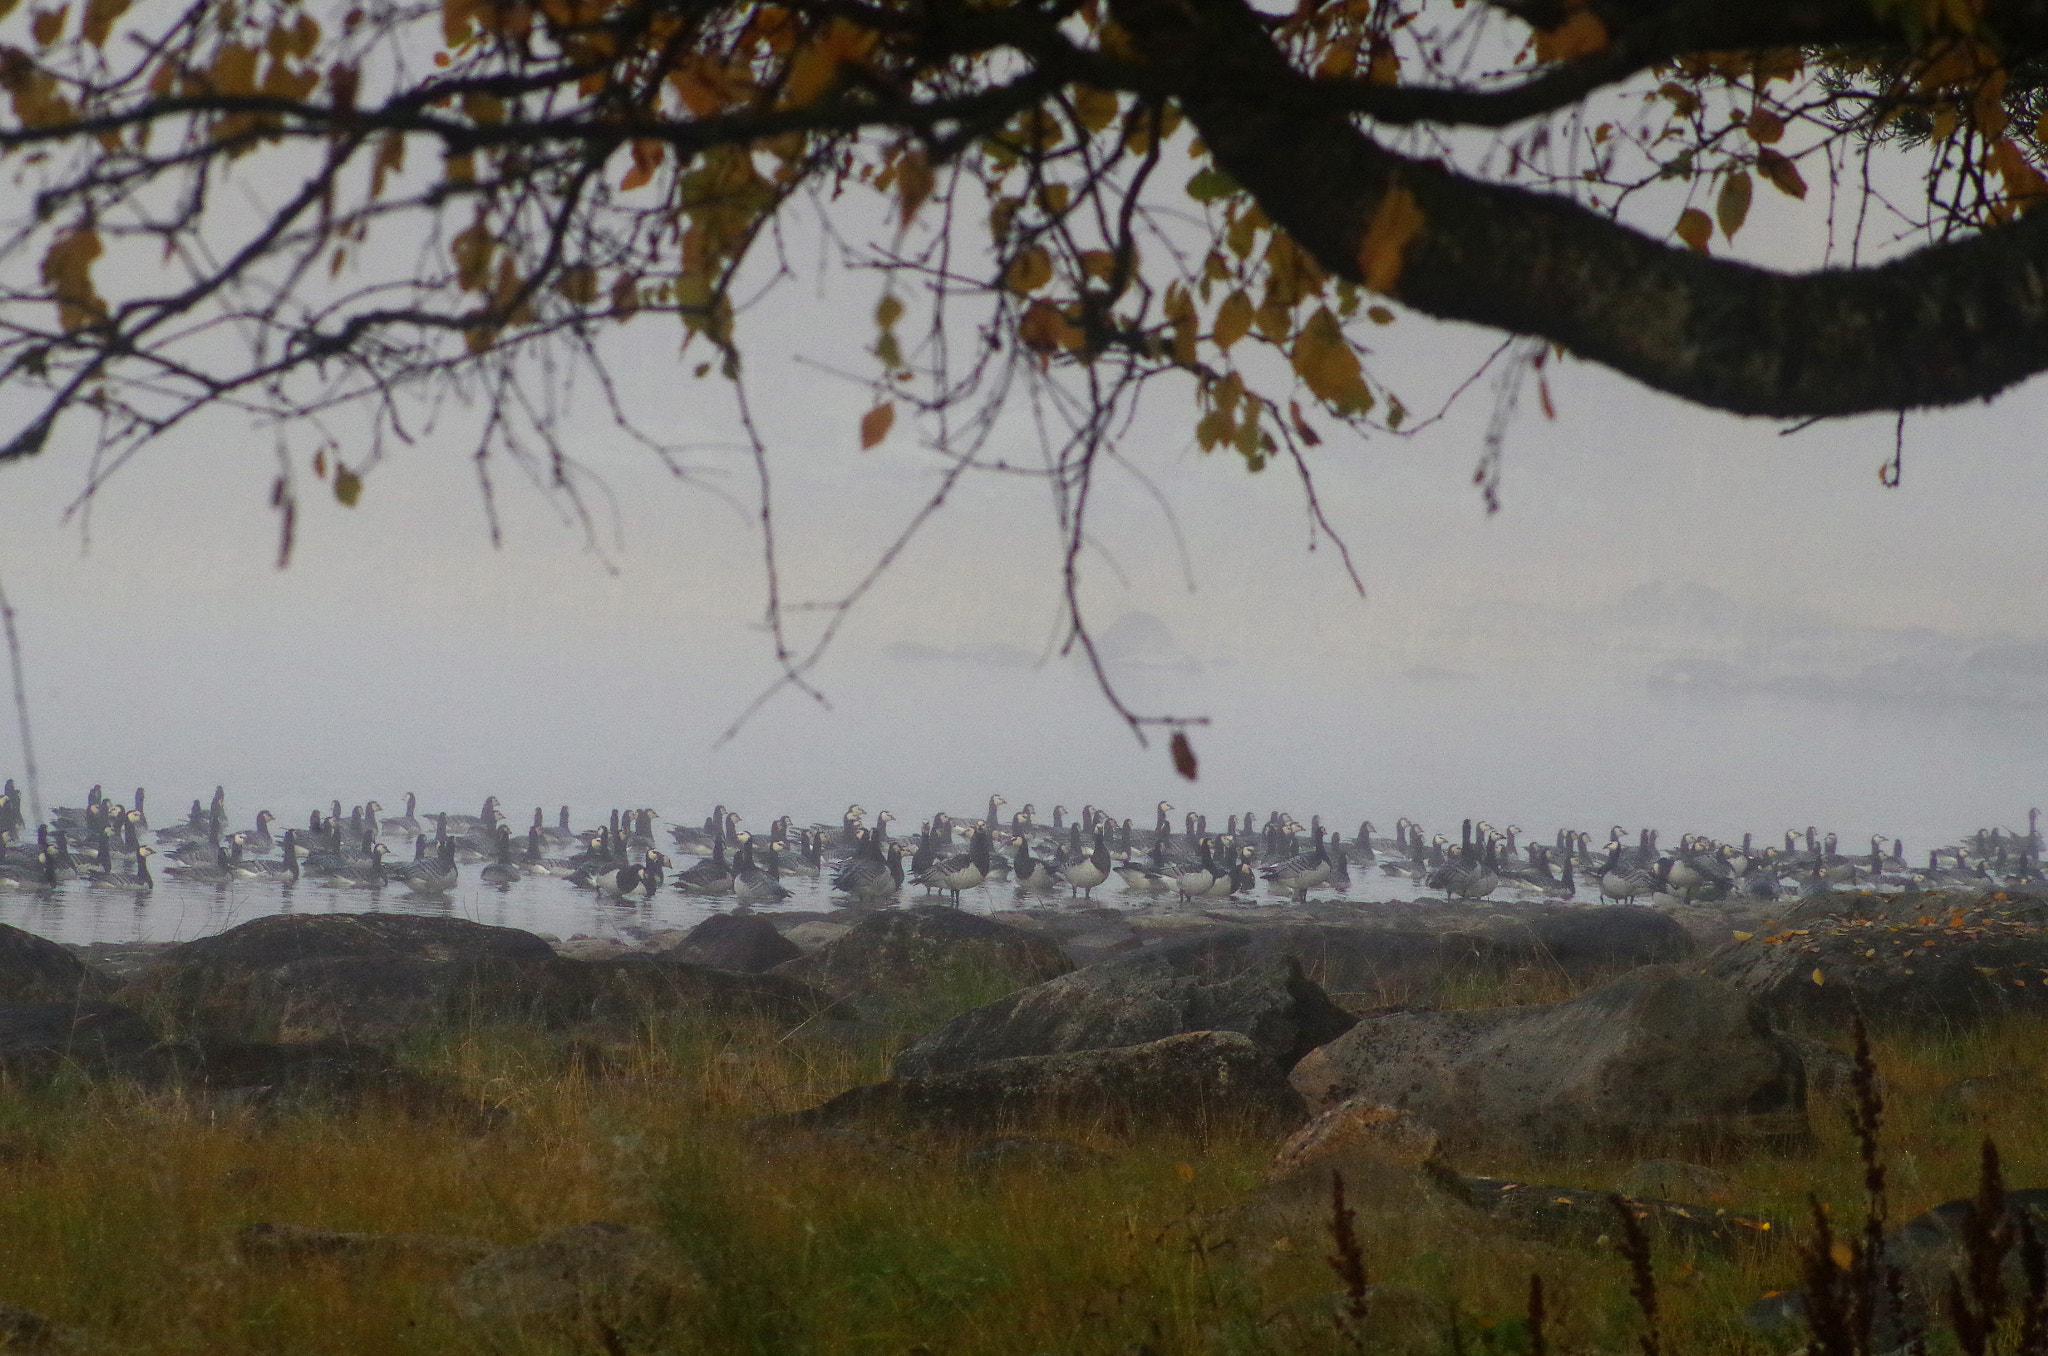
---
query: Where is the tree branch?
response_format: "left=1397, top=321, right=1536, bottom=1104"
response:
left=1119, top=0, right=2048, bottom=416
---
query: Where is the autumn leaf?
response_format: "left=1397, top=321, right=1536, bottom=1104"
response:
left=1004, top=245, right=1052, bottom=295
left=1533, top=9, right=1608, bottom=63
left=333, top=466, right=362, bottom=506
left=1745, top=108, right=1785, bottom=144
left=1357, top=182, right=1424, bottom=294
left=80, top=0, right=126, bottom=47
left=1018, top=298, right=1081, bottom=354
left=896, top=149, right=934, bottom=226
left=1213, top=290, right=1253, bottom=350
left=1716, top=170, right=1752, bottom=239
left=1170, top=730, right=1198, bottom=781
left=40, top=226, right=105, bottom=332
left=1755, top=148, right=1807, bottom=199
left=1291, top=306, right=1372, bottom=414
left=859, top=401, right=894, bottom=449
left=1674, top=207, right=1712, bottom=253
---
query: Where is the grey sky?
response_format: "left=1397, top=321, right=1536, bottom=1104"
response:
left=0, top=159, right=2043, bottom=851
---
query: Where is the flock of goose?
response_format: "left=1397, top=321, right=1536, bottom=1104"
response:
left=0, top=781, right=2041, bottom=911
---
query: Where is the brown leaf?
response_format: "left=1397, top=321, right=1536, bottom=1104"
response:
left=1716, top=170, right=1752, bottom=239
left=1170, top=731, right=1198, bottom=781
left=1004, top=246, right=1053, bottom=295
left=859, top=401, right=894, bottom=449
left=1533, top=9, right=1607, bottom=63
left=1212, top=290, right=1253, bottom=350
left=80, top=0, right=126, bottom=47
left=1755, top=148, right=1807, bottom=199
left=1745, top=108, right=1785, bottom=144
left=1288, top=400, right=1322, bottom=446
left=333, top=466, right=362, bottom=507
left=1674, top=207, right=1712, bottom=253
left=1356, top=182, right=1424, bottom=294
left=1018, top=298, right=1081, bottom=354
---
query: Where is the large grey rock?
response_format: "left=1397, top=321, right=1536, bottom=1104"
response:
left=0, top=1001, right=158, bottom=1081
left=1289, top=965, right=1808, bottom=1155
left=451, top=1222, right=700, bottom=1352
left=772, top=905, right=1070, bottom=999
left=0, top=924, right=115, bottom=1004
left=892, top=931, right=1354, bottom=1078
left=117, top=913, right=834, bottom=1042
left=1705, top=890, right=2048, bottom=1030
left=660, top=914, right=801, bottom=973
left=776, top=1030, right=1305, bottom=1136
left=118, top=913, right=581, bottom=1041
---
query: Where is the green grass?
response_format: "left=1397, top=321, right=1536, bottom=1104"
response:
left=0, top=990, right=2038, bottom=1354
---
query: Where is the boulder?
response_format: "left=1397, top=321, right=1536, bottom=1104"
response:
left=582, top=957, right=838, bottom=1026
left=774, top=1030, right=1305, bottom=1136
left=235, top=1222, right=496, bottom=1270
left=117, top=913, right=585, bottom=1041
left=1503, top=907, right=1698, bottom=976
left=0, top=924, right=115, bottom=1004
left=772, top=905, right=1071, bottom=1000
left=891, top=931, right=1355, bottom=1079
left=1705, top=890, right=2048, bottom=1030
left=117, top=913, right=834, bottom=1042
left=1289, top=965, right=1808, bottom=1155
left=660, top=914, right=801, bottom=973
left=451, top=1222, right=701, bottom=1353
left=0, top=1002, right=158, bottom=1082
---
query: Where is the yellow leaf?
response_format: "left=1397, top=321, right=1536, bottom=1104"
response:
left=1212, top=290, right=1253, bottom=350
left=1291, top=306, right=1372, bottom=414
left=1357, top=182, right=1424, bottom=295
left=80, top=0, right=125, bottom=47
left=1811, top=968, right=1825, bottom=986
left=875, top=293, right=904, bottom=330
left=333, top=467, right=362, bottom=506
left=1367, top=305, right=1395, bottom=324
left=40, top=226, right=105, bottom=332
left=1973, top=67, right=2009, bottom=139
left=896, top=149, right=934, bottom=226
left=1674, top=207, right=1712, bottom=253
left=209, top=43, right=258, bottom=95
left=1005, top=246, right=1053, bottom=295
left=1072, top=85, right=1119, bottom=134
left=1830, top=1241, right=1854, bottom=1269
left=859, top=402, right=894, bottom=449
left=30, top=5, right=65, bottom=46
left=1755, top=148, right=1807, bottom=199
left=1174, top=1160, right=1196, bottom=1181
left=1716, top=170, right=1752, bottom=239
left=1533, top=9, right=1607, bottom=63
left=1732, top=931, right=1755, bottom=942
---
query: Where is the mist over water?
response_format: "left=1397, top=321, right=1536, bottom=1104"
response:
left=0, top=243, right=2042, bottom=946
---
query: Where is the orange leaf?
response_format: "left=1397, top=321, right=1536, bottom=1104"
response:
left=1356, top=182, right=1424, bottom=295
left=1018, top=299, right=1081, bottom=354
left=1533, top=9, right=1607, bottom=63
left=1674, top=207, right=1712, bottom=253
left=1170, top=731, right=1198, bottom=781
left=859, top=401, right=895, bottom=449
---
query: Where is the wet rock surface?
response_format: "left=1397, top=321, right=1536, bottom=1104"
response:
left=772, top=904, right=1071, bottom=999
left=659, top=913, right=802, bottom=972
left=772, top=1030, right=1306, bottom=1136
left=0, top=923, right=115, bottom=1004
left=1290, top=965, right=1809, bottom=1154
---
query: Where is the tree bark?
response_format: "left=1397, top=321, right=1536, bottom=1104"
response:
left=1116, top=0, right=2048, bottom=417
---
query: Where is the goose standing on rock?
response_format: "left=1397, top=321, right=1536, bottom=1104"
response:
left=1062, top=831, right=1112, bottom=899
left=1598, top=842, right=1657, bottom=904
left=918, top=824, right=993, bottom=904
left=833, top=834, right=904, bottom=902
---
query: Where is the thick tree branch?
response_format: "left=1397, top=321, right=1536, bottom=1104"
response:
left=1119, top=0, right=2048, bottom=416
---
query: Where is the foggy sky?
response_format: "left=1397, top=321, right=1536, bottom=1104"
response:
left=0, top=173, right=2043, bottom=853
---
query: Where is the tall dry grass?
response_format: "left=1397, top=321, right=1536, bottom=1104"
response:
left=0, top=979, right=2041, bottom=1354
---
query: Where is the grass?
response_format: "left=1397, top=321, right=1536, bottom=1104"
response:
left=0, top=976, right=2043, bottom=1355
